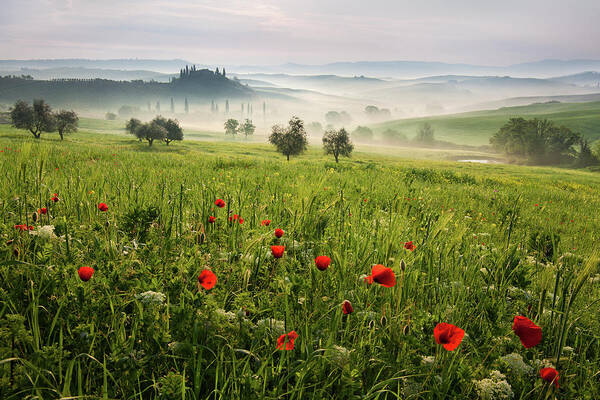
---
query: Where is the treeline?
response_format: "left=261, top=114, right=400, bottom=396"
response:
left=490, top=117, right=598, bottom=166
left=10, top=99, right=78, bottom=140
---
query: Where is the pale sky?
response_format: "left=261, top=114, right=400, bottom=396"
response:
left=1, top=0, right=599, bottom=66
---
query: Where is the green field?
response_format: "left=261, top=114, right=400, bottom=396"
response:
left=1, top=123, right=600, bottom=399
left=371, top=101, right=600, bottom=146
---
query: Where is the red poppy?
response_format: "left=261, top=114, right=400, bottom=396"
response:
left=512, top=316, right=542, bottom=348
left=404, top=241, right=416, bottom=251
left=229, top=214, right=239, bottom=222
left=434, top=323, right=465, bottom=351
left=342, top=300, right=354, bottom=315
left=261, top=219, right=271, bottom=226
left=39, top=207, right=48, bottom=215
left=315, top=256, right=331, bottom=271
left=534, top=203, right=539, bottom=207
left=98, top=203, right=108, bottom=212
left=271, top=245, right=285, bottom=258
left=198, top=269, right=217, bottom=290
left=215, top=199, right=225, bottom=208
left=78, top=266, right=94, bottom=282
left=367, top=264, right=396, bottom=287
left=51, top=194, right=59, bottom=202
left=238, top=218, right=244, bottom=224
left=276, top=330, right=299, bottom=350
left=539, top=368, right=559, bottom=388
left=274, top=228, right=284, bottom=238
left=208, top=216, right=216, bottom=223
left=14, top=224, right=32, bottom=231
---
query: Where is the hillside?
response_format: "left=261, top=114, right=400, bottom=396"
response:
left=370, top=101, right=600, bottom=146
left=0, top=68, right=254, bottom=110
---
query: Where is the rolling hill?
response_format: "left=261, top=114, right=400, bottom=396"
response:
left=370, top=101, right=600, bottom=146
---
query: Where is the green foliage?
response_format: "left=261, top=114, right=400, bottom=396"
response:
left=126, top=117, right=142, bottom=137
left=121, top=206, right=160, bottom=243
left=381, top=128, right=407, bottom=144
left=415, top=122, right=435, bottom=144
left=322, top=127, right=354, bottom=162
left=136, top=121, right=166, bottom=146
left=268, top=116, right=308, bottom=161
left=490, top=118, right=581, bottom=165
left=10, top=99, right=56, bottom=138
left=325, top=110, right=352, bottom=126
left=54, top=109, right=78, bottom=140
left=224, top=118, right=239, bottom=135
left=153, top=116, right=183, bottom=145
left=351, top=126, right=373, bottom=142
left=240, top=119, right=255, bottom=137
left=105, top=112, right=117, bottom=120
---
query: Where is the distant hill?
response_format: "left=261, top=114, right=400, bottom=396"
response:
left=369, top=101, right=600, bottom=146
left=1, top=67, right=174, bottom=82
left=231, top=59, right=600, bottom=78
left=550, top=71, right=600, bottom=87
left=0, top=68, right=253, bottom=110
left=0, top=59, right=194, bottom=73
left=4, top=58, right=600, bottom=79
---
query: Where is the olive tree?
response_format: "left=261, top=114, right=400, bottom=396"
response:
left=126, top=118, right=143, bottom=141
left=240, top=119, right=255, bottom=138
left=136, top=121, right=166, bottom=146
left=152, top=116, right=183, bottom=145
left=54, top=110, right=78, bottom=140
left=224, top=118, right=239, bottom=135
left=322, top=128, right=353, bottom=163
left=10, top=99, right=56, bottom=139
left=269, top=116, right=308, bottom=161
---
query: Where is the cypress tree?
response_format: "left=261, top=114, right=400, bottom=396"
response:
left=170, top=97, right=174, bottom=113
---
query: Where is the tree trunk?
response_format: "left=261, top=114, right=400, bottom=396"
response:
left=59, top=131, right=64, bottom=141
left=334, top=153, right=339, bottom=163
left=286, top=154, right=290, bottom=161
left=165, top=140, right=170, bottom=146
left=148, top=139, right=153, bottom=147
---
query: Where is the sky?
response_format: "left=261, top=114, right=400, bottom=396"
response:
left=1, top=0, right=599, bottom=66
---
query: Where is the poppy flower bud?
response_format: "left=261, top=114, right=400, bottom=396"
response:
left=271, top=245, right=285, bottom=259
left=98, top=203, right=108, bottom=212
left=315, top=256, right=331, bottom=271
left=32, top=212, right=38, bottom=222
left=274, top=228, right=284, bottom=238
left=400, top=259, right=406, bottom=272
left=78, top=266, right=94, bottom=282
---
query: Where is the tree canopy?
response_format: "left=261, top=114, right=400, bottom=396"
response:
left=240, top=119, right=255, bottom=137
left=153, top=116, right=183, bottom=145
left=224, top=119, right=239, bottom=135
left=269, top=116, right=308, bottom=161
left=54, top=110, right=78, bottom=140
left=136, top=121, right=166, bottom=146
left=10, top=99, right=56, bottom=138
left=490, top=118, right=582, bottom=165
left=415, top=123, right=435, bottom=145
left=322, top=128, right=354, bottom=163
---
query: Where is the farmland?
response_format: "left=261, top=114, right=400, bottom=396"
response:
left=1, top=123, right=600, bottom=399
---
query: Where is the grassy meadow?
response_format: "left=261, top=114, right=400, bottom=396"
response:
left=1, top=122, right=600, bottom=399
left=371, top=101, right=600, bottom=146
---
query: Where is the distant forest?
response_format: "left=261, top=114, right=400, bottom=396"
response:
left=0, top=66, right=253, bottom=109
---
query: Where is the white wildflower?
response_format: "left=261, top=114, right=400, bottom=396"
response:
left=29, top=225, right=56, bottom=239
left=473, top=370, right=514, bottom=399
left=136, top=291, right=166, bottom=306
left=499, top=353, right=533, bottom=376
